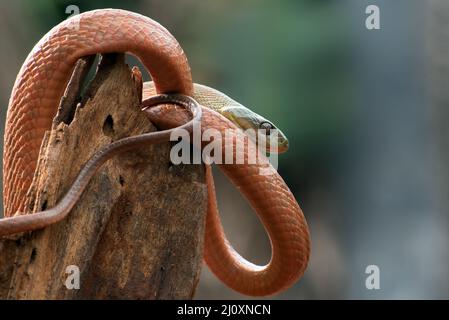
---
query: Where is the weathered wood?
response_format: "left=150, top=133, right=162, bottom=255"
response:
left=0, top=53, right=207, bottom=299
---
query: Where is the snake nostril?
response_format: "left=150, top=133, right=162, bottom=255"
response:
left=102, top=114, right=114, bottom=136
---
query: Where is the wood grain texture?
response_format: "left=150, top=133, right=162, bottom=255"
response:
left=0, top=53, right=207, bottom=299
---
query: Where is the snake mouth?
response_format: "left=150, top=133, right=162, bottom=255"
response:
left=265, top=136, right=289, bottom=154
left=277, top=139, right=289, bottom=153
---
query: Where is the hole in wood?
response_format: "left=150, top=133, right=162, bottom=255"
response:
left=102, top=114, right=114, bottom=136
left=41, top=200, right=48, bottom=211
left=29, top=248, right=37, bottom=264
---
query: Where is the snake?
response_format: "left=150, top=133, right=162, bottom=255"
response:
left=1, top=9, right=310, bottom=296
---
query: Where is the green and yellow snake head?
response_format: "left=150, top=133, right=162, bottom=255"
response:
left=192, top=84, right=289, bottom=154
left=144, top=82, right=289, bottom=153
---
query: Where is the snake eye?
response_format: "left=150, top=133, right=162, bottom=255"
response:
left=259, top=121, right=274, bottom=135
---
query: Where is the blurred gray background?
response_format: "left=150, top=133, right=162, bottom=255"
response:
left=1, top=0, right=448, bottom=299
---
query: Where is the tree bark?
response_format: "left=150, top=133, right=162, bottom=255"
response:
left=0, top=53, right=207, bottom=299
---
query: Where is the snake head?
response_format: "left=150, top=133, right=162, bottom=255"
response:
left=177, top=83, right=289, bottom=153
left=221, top=106, right=289, bottom=154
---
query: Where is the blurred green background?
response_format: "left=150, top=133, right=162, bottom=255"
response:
left=1, top=0, right=448, bottom=299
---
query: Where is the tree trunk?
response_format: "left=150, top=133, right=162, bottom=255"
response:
left=0, top=53, right=207, bottom=299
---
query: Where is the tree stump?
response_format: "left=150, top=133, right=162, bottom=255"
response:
left=0, top=53, right=207, bottom=299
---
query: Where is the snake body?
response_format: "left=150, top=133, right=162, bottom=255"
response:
left=1, top=9, right=310, bottom=296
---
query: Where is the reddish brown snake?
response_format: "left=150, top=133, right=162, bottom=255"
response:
left=1, top=9, right=310, bottom=296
